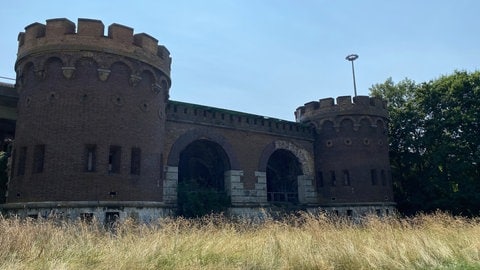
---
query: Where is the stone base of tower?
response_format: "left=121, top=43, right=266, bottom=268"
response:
left=0, top=201, right=175, bottom=224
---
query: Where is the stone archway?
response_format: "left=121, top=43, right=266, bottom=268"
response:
left=258, top=140, right=316, bottom=205
left=176, top=139, right=231, bottom=217
left=266, top=149, right=302, bottom=203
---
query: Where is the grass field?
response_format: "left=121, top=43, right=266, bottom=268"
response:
left=0, top=212, right=479, bottom=269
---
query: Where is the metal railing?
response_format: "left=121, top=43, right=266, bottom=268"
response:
left=267, top=192, right=298, bottom=203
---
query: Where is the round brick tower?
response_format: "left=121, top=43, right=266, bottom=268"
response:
left=7, top=18, right=171, bottom=220
left=295, top=95, right=395, bottom=216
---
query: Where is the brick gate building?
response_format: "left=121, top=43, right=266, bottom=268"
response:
left=0, top=18, right=395, bottom=222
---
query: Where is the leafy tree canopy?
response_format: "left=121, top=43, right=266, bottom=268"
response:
left=370, top=71, right=480, bottom=216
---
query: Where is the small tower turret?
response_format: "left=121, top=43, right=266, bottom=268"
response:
left=295, top=95, right=395, bottom=215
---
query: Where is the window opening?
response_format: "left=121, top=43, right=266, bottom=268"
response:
left=371, top=169, right=378, bottom=185
left=109, top=146, right=121, bottom=174
left=105, top=212, right=119, bottom=227
left=80, top=213, right=94, bottom=223
left=342, top=170, right=350, bottom=186
left=130, top=147, right=141, bottom=175
left=85, top=144, right=96, bottom=172
left=330, top=170, right=336, bottom=186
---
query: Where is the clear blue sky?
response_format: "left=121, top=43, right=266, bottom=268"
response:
left=1, top=1, right=479, bottom=120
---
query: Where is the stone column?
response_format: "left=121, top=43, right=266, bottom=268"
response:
left=224, top=170, right=245, bottom=206
left=163, top=166, right=178, bottom=206
left=298, top=175, right=317, bottom=204
left=254, top=171, right=268, bottom=204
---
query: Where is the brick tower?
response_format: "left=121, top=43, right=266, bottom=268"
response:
left=295, top=96, right=395, bottom=215
left=8, top=18, right=171, bottom=220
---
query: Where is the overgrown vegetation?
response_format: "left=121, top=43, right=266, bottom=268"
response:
left=177, top=181, right=230, bottom=217
left=0, top=212, right=479, bottom=269
left=370, top=71, right=480, bottom=216
left=0, top=151, right=8, bottom=204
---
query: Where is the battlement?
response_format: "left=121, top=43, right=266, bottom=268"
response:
left=295, top=95, right=388, bottom=123
left=17, top=18, right=171, bottom=74
left=166, top=100, right=314, bottom=139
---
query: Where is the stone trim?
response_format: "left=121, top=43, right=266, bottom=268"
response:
left=163, top=166, right=178, bottom=206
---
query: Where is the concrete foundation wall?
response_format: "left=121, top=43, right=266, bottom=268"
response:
left=1, top=201, right=174, bottom=223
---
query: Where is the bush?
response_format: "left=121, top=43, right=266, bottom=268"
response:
left=176, top=181, right=231, bottom=218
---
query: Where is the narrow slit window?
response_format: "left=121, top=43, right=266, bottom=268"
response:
left=85, top=144, right=96, bottom=172
left=109, top=145, right=121, bottom=174
left=33, top=144, right=45, bottom=173
left=342, top=170, right=350, bottom=186
left=130, top=147, right=141, bottom=175
left=330, top=170, right=336, bottom=186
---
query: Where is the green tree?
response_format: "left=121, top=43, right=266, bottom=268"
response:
left=370, top=71, right=480, bottom=216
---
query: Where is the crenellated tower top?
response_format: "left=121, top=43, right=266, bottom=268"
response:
left=295, top=95, right=388, bottom=124
left=16, top=18, right=171, bottom=77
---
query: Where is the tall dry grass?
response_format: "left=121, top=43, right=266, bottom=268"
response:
left=0, top=212, right=479, bottom=269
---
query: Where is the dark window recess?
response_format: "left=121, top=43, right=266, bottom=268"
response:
left=85, top=144, right=96, bottom=172
left=381, top=169, right=387, bottom=186
left=109, top=146, right=121, bottom=174
left=17, top=147, right=27, bottom=176
left=32, top=144, right=45, bottom=173
left=347, top=210, right=353, bottom=217
left=371, top=169, right=378, bottom=185
left=80, top=213, right=94, bottom=223
left=130, top=147, right=141, bottom=175
left=342, top=170, right=350, bottom=186
left=376, top=209, right=382, bottom=216
left=27, top=214, right=38, bottom=220
left=330, top=170, right=336, bottom=186
left=316, top=171, right=324, bottom=188
left=105, top=212, right=120, bottom=227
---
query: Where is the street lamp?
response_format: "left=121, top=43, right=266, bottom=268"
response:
left=345, top=54, right=359, bottom=97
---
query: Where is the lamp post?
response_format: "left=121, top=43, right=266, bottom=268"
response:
left=345, top=54, right=359, bottom=96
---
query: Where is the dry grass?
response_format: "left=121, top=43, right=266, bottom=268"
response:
left=0, top=212, right=479, bottom=269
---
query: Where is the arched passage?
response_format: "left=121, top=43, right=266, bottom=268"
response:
left=266, top=149, right=302, bottom=203
left=177, top=139, right=231, bottom=217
